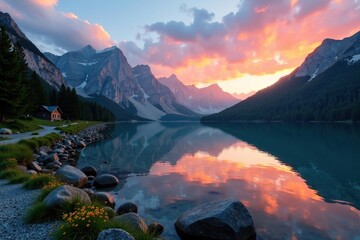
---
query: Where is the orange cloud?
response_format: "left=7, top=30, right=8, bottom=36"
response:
left=121, top=0, right=360, bottom=92
left=32, top=0, right=57, bottom=7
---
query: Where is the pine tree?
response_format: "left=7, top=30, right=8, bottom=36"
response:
left=26, top=71, right=48, bottom=114
left=0, top=26, right=27, bottom=121
left=69, top=88, right=80, bottom=120
left=49, top=88, right=57, bottom=105
left=58, top=84, right=68, bottom=119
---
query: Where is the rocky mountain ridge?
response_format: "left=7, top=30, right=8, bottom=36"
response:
left=295, top=31, right=360, bottom=80
left=45, top=46, right=195, bottom=120
left=203, top=30, right=360, bottom=121
left=158, top=74, right=239, bottom=114
left=0, top=11, right=65, bottom=89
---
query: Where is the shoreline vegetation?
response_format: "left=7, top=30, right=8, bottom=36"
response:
left=0, top=120, right=157, bottom=240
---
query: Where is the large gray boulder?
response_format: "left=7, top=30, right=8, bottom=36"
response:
left=113, top=213, right=148, bottom=234
left=116, top=202, right=138, bottom=215
left=175, top=200, right=256, bottom=240
left=55, top=165, right=88, bottom=188
left=43, top=185, right=91, bottom=207
left=97, top=228, right=135, bottom=240
left=28, top=162, right=42, bottom=172
left=93, top=174, right=119, bottom=188
left=0, top=128, right=12, bottom=134
left=93, top=192, right=115, bottom=208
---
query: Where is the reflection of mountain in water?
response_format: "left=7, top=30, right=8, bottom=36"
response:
left=205, top=122, right=360, bottom=209
left=77, top=122, right=238, bottom=177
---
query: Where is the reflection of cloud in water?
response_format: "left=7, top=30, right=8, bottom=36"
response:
left=79, top=123, right=360, bottom=239
left=115, top=139, right=360, bottom=239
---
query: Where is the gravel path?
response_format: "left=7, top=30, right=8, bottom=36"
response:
left=0, top=180, right=57, bottom=240
left=0, top=126, right=61, bottom=145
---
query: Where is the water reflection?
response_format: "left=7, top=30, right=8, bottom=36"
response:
left=77, top=122, right=360, bottom=239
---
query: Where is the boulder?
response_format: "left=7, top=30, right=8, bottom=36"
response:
left=17, top=165, right=27, bottom=173
left=93, top=174, right=119, bottom=188
left=76, top=141, right=86, bottom=148
left=39, top=169, right=54, bottom=174
left=0, top=128, right=12, bottom=134
left=38, top=146, right=52, bottom=153
left=97, top=228, right=135, bottom=240
left=43, top=185, right=91, bottom=208
left=46, top=162, right=62, bottom=170
left=81, top=166, right=97, bottom=177
left=26, top=170, right=37, bottom=175
left=41, top=153, right=59, bottom=164
left=28, top=162, right=42, bottom=172
left=113, top=213, right=148, bottom=234
left=104, top=207, right=116, bottom=219
left=148, top=222, right=164, bottom=236
left=175, top=200, right=256, bottom=240
left=116, top=202, right=138, bottom=215
left=82, top=188, right=95, bottom=198
left=93, top=192, right=115, bottom=208
left=55, top=165, right=88, bottom=188
left=50, top=148, right=64, bottom=154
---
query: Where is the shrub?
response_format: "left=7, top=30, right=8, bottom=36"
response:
left=53, top=204, right=110, bottom=240
left=24, top=202, right=53, bottom=223
left=0, top=168, right=24, bottom=180
left=0, top=158, right=17, bottom=170
left=23, top=174, right=59, bottom=189
left=19, top=139, right=39, bottom=151
left=9, top=174, right=31, bottom=184
left=25, top=195, right=88, bottom=223
left=0, top=144, right=33, bottom=165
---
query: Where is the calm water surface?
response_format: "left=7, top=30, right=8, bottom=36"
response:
left=77, top=122, right=360, bottom=240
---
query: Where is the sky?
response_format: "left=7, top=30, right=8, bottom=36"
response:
left=0, top=0, right=360, bottom=94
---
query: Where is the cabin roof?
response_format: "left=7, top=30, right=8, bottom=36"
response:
left=41, top=105, right=63, bottom=114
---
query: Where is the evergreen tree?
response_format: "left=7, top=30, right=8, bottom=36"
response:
left=0, top=26, right=27, bottom=121
left=69, top=88, right=80, bottom=120
left=58, top=84, right=68, bottom=119
left=49, top=88, right=57, bottom=105
left=26, top=71, right=48, bottom=114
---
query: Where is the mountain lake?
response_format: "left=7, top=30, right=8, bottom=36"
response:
left=77, top=122, right=360, bottom=239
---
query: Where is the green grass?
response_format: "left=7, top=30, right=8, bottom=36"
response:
left=8, top=174, right=31, bottom=184
left=0, top=143, right=35, bottom=165
left=24, top=202, right=54, bottom=223
left=25, top=196, right=90, bottom=224
left=55, top=121, right=100, bottom=134
left=0, top=119, right=41, bottom=133
left=52, top=203, right=155, bottom=240
left=23, top=174, right=59, bottom=189
left=0, top=158, right=18, bottom=170
left=31, top=132, right=39, bottom=135
left=0, top=118, right=65, bottom=133
left=0, top=168, right=24, bottom=180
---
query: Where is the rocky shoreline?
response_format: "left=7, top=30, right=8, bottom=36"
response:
left=0, top=123, right=257, bottom=240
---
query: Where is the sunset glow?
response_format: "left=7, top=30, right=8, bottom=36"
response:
left=1, top=0, right=360, bottom=93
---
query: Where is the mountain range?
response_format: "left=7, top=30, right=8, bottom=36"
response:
left=158, top=74, right=239, bottom=114
left=45, top=46, right=199, bottom=120
left=203, top=31, right=360, bottom=121
left=2, top=10, right=359, bottom=122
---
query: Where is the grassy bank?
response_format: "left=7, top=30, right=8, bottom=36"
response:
left=55, top=121, right=101, bottom=134
left=0, top=124, right=155, bottom=240
left=0, top=117, right=102, bottom=134
left=0, top=118, right=64, bottom=133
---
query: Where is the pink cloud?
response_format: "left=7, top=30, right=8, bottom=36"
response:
left=0, top=0, right=115, bottom=53
left=120, top=0, right=360, bottom=86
